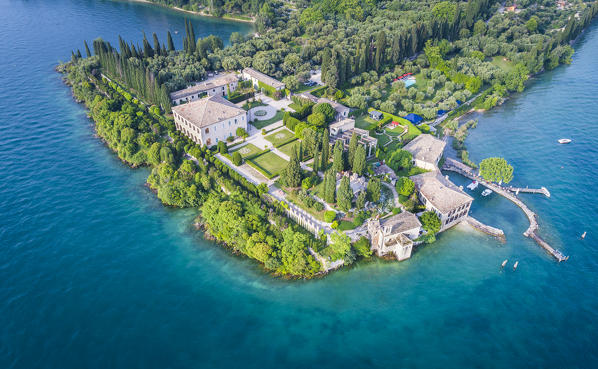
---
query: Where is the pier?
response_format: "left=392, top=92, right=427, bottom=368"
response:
left=464, top=216, right=506, bottom=241
left=442, top=158, right=568, bottom=262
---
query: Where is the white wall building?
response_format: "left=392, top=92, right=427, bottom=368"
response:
left=367, top=211, right=422, bottom=261
left=172, top=95, right=247, bottom=147
left=242, top=67, right=285, bottom=92
left=403, top=134, right=446, bottom=171
left=170, top=73, right=239, bottom=105
left=410, top=171, right=473, bottom=231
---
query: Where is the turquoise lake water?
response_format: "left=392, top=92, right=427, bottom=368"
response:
left=1, top=0, right=597, bottom=367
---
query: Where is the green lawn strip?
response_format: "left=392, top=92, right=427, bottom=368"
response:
left=264, top=127, right=296, bottom=147
left=338, top=220, right=357, bottom=231
left=374, top=132, right=391, bottom=146
left=231, top=143, right=263, bottom=159
left=355, top=115, right=378, bottom=130
left=250, top=110, right=284, bottom=130
left=242, top=100, right=266, bottom=111
left=277, top=140, right=301, bottom=157
left=248, top=150, right=288, bottom=178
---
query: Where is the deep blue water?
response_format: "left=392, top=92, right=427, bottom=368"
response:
left=1, top=0, right=597, bottom=368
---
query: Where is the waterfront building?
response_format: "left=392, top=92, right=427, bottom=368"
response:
left=329, top=119, right=378, bottom=157
left=170, top=73, right=239, bottom=105
left=172, top=95, right=247, bottom=147
left=242, top=67, right=285, bottom=92
left=410, top=171, right=473, bottom=231
left=367, top=211, right=422, bottom=261
left=403, top=134, right=446, bottom=171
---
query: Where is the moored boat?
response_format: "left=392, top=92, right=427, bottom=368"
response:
left=467, top=180, right=479, bottom=190
left=501, top=259, right=508, bottom=268
left=513, top=261, right=519, bottom=270
left=481, top=189, right=493, bottom=197
left=558, top=138, right=572, bottom=144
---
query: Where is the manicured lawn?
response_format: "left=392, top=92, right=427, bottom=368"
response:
left=374, top=132, right=391, bottom=146
left=242, top=100, right=266, bottom=111
left=248, top=150, right=288, bottom=178
left=278, top=140, right=302, bottom=157
left=491, top=56, right=515, bottom=73
left=231, top=143, right=262, bottom=158
left=355, top=114, right=378, bottom=130
left=250, top=110, right=284, bottom=130
left=282, top=189, right=326, bottom=221
left=264, top=127, right=296, bottom=147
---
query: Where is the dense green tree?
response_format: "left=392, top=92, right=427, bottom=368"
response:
left=388, top=149, right=413, bottom=173
left=348, top=133, right=358, bottom=166
left=320, top=129, right=330, bottom=169
left=396, top=177, right=415, bottom=197
left=420, top=211, right=441, bottom=234
left=332, top=141, right=345, bottom=172
left=352, top=145, right=366, bottom=175
left=479, top=157, right=514, bottom=183
left=366, top=177, right=381, bottom=202
left=329, top=232, right=353, bottom=262
left=166, top=31, right=175, bottom=52
left=282, top=150, right=302, bottom=187
left=356, top=190, right=367, bottom=210
left=323, top=169, right=336, bottom=204
left=337, top=176, right=353, bottom=212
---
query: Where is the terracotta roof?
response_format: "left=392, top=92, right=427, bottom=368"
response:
left=380, top=211, right=421, bottom=234
left=403, top=134, right=446, bottom=166
left=170, top=73, right=238, bottom=100
left=172, top=95, right=245, bottom=128
left=242, top=67, right=285, bottom=89
left=411, top=171, right=473, bottom=214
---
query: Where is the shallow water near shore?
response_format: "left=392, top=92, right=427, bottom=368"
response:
left=1, top=0, right=598, bottom=368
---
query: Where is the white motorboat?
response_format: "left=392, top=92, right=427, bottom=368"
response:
left=467, top=180, right=479, bottom=190
left=481, top=189, right=493, bottom=197
left=501, top=259, right=508, bottom=268
left=513, top=261, right=519, bottom=270
left=558, top=138, right=572, bottom=144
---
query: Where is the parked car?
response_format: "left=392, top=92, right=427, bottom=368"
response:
left=304, top=80, right=317, bottom=87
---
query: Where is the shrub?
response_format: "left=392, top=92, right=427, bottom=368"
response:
left=324, top=210, right=336, bottom=223
left=302, top=177, right=313, bottom=190
left=313, top=202, right=324, bottom=212
left=227, top=136, right=234, bottom=142
left=331, top=220, right=339, bottom=229
left=232, top=151, right=243, bottom=166
left=353, top=236, right=372, bottom=258
left=262, top=129, right=266, bottom=135
left=217, top=141, right=228, bottom=154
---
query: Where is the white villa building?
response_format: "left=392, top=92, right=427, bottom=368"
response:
left=367, top=211, right=422, bottom=261
left=403, top=134, right=446, bottom=171
left=172, top=95, right=247, bottom=147
left=170, top=73, right=239, bottom=105
left=411, top=171, right=473, bottom=231
left=242, top=67, right=285, bottom=92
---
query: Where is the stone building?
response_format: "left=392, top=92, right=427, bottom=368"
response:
left=170, top=73, right=239, bottom=105
left=367, top=211, right=422, bottom=261
left=329, top=119, right=378, bottom=158
left=242, top=67, right=285, bottom=92
left=403, top=134, right=446, bottom=171
left=410, top=171, right=473, bottom=231
left=172, top=95, right=247, bottom=147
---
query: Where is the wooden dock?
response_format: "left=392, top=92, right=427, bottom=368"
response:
left=505, top=186, right=551, bottom=198
left=443, top=158, right=568, bottom=262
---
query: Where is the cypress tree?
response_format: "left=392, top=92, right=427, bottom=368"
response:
left=348, top=133, right=358, bottom=167
left=152, top=33, right=161, bottom=56
left=313, top=148, right=320, bottom=174
left=320, top=129, right=330, bottom=169
left=332, top=140, right=345, bottom=173
left=76, top=49, right=82, bottom=59
left=84, top=40, right=91, bottom=58
left=338, top=176, right=352, bottom=212
left=142, top=33, right=154, bottom=58
left=352, top=145, right=366, bottom=176
left=283, top=150, right=302, bottom=188
left=324, top=170, right=336, bottom=204
left=391, top=34, right=400, bottom=64
left=375, top=30, right=386, bottom=71
left=162, top=44, right=167, bottom=56
left=167, top=31, right=175, bottom=52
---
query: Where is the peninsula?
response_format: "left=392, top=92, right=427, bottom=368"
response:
left=61, top=0, right=597, bottom=277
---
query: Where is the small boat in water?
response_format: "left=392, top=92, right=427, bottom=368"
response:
left=581, top=231, right=587, bottom=239
left=513, top=261, right=519, bottom=270
left=481, top=189, right=493, bottom=197
left=558, top=138, right=572, bottom=144
left=467, top=180, right=479, bottom=190
left=501, top=259, right=508, bottom=268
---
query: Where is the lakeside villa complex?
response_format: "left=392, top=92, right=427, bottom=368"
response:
left=403, top=134, right=446, bottom=171
left=170, top=73, right=239, bottom=105
left=367, top=211, right=422, bottom=261
left=329, top=119, right=378, bottom=157
left=172, top=95, right=247, bottom=147
left=411, top=171, right=473, bottom=231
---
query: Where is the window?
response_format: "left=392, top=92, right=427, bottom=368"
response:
left=205, top=128, right=209, bottom=134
